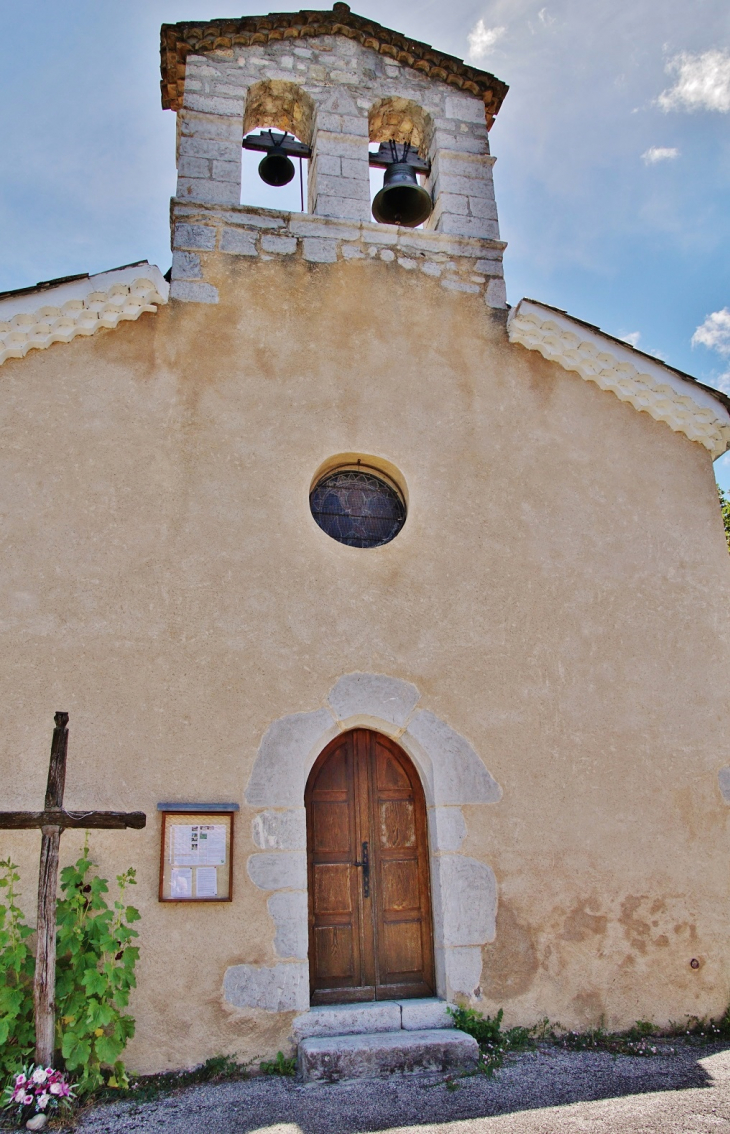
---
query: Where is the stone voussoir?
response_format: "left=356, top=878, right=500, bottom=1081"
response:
left=298, top=1028, right=478, bottom=1082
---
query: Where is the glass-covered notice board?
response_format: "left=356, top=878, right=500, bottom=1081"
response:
left=158, top=803, right=238, bottom=902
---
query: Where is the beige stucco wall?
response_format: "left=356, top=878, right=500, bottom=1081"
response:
left=1, top=250, right=730, bottom=1073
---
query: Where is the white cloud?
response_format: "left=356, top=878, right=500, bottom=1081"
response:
left=705, top=370, right=730, bottom=396
left=538, top=8, right=555, bottom=26
left=692, top=308, right=730, bottom=356
left=621, top=331, right=642, bottom=347
left=692, top=310, right=730, bottom=394
left=657, top=49, right=730, bottom=113
left=641, top=146, right=679, bottom=164
left=467, top=20, right=506, bottom=63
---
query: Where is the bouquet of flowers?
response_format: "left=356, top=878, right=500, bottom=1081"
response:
left=2, top=1065, right=74, bottom=1128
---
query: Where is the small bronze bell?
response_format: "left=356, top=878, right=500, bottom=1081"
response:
left=372, top=142, right=432, bottom=228
left=258, top=131, right=296, bottom=187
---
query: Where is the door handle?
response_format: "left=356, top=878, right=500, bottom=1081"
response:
left=354, top=841, right=370, bottom=898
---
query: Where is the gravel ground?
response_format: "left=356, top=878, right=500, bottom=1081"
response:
left=63, top=1042, right=730, bottom=1133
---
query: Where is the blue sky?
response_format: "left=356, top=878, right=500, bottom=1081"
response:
left=2, top=1, right=730, bottom=489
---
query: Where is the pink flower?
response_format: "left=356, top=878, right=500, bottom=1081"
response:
left=31, top=1067, right=47, bottom=1085
left=14, top=1073, right=26, bottom=1086
left=12, top=1087, right=26, bottom=1103
left=23, top=1093, right=33, bottom=1106
left=37, top=1092, right=50, bottom=1110
left=49, top=1083, right=62, bottom=1096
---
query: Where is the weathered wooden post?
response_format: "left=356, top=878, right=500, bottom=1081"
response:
left=34, top=713, right=68, bottom=1067
left=0, top=713, right=146, bottom=1066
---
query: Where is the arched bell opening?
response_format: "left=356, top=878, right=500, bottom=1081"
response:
left=242, top=80, right=316, bottom=213
left=305, top=728, right=436, bottom=1005
left=368, top=97, right=434, bottom=228
left=368, top=97, right=433, bottom=158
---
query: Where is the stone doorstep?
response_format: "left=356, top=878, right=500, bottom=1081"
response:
left=298, top=1027, right=478, bottom=1082
left=292, top=997, right=454, bottom=1040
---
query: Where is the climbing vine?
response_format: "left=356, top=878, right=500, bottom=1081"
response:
left=0, top=840, right=141, bottom=1096
left=55, top=837, right=141, bottom=1094
left=0, top=860, right=35, bottom=1078
left=719, top=486, right=730, bottom=552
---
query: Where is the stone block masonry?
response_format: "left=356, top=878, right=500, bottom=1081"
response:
left=174, top=34, right=504, bottom=243
left=169, top=199, right=507, bottom=309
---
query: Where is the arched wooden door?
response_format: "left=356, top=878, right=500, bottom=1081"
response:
left=305, top=729, right=435, bottom=1004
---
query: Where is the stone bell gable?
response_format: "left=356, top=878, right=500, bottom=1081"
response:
left=159, top=5, right=508, bottom=120
left=163, top=3, right=509, bottom=309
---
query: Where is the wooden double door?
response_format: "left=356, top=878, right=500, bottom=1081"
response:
left=306, top=729, right=435, bottom=1003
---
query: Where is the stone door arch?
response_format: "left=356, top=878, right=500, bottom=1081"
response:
left=223, top=673, right=502, bottom=1015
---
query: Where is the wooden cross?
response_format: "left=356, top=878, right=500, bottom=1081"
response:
left=0, top=713, right=146, bottom=1066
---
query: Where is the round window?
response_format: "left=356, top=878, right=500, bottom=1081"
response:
left=309, top=467, right=406, bottom=548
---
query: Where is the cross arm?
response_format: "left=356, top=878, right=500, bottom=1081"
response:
left=0, top=810, right=146, bottom=830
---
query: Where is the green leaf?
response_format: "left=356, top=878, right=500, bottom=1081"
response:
left=95, top=1033, right=124, bottom=1065
left=82, top=968, right=108, bottom=996
left=61, top=1031, right=92, bottom=1068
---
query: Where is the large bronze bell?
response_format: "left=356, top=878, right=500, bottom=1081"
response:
left=258, top=131, right=296, bottom=187
left=372, top=146, right=432, bottom=228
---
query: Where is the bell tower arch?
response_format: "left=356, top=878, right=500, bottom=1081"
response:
left=162, top=3, right=509, bottom=307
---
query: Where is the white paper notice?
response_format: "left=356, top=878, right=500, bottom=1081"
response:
left=171, top=824, right=226, bottom=867
left=196, top=867, right=218, bottom=898
left=198, top=825, right=226, bottom=865
left=170, top=867, right=193, bottom=898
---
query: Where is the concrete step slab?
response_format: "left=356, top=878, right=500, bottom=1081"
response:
left=398, top=997, right=454, bottom=1031
left=293, top=998, right=454, bottom=1040
left=293, top=1001, right=401, bottom=1040
left=298, top=1027, right=479, bottom=1082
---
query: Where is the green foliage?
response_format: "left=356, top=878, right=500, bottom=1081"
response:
left=447, top=1005, right=513, bottom=1075
left=54, top=837, right=141, bottom=1095
left=719, top=486, right=730, bottom=552
left=626, top=1020, right=657, bottom=1040
left=105, top=1055, right=248, bottom=1104
left=669, top=1011, right=730, bottom=1040
left=0, top=842, right=142, bottom=1097
left=550, top=1018, right=669, bottom=1056
left=447, top=1005, right=538, bottom=1078
left=448, top=1004, right=504, bottom=1048
left=0, top=861, right=35, bottom=1078
left=503, top=1024, right=536, bottom=1050
left=259, top=1051, right=296, bottom=1077
left=200, top=1054, right=243, bottom=1079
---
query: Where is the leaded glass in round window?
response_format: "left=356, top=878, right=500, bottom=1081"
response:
left=309, top=468, right=406, bottom=548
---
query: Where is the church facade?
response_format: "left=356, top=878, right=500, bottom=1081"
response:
left=2, top=4, right=730, bottom=1075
